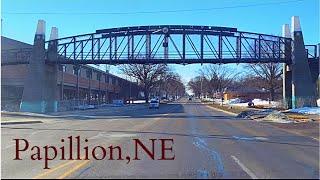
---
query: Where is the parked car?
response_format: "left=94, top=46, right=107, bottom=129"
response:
left=149, top=99, right=160, bottom=109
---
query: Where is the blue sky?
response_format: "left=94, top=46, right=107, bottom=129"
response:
left=1, top=0, right=319, bottom=83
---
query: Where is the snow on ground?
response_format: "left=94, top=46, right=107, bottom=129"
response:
left=133, top=100, right=146, bottom=104
left=202, top=97, right=215, bottom=102
left=226, top=98, right=280, bottom=108
left=289, top=107, right=320, bottom=115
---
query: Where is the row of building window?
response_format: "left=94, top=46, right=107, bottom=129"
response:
left=59, top=65, right=118, bottom=85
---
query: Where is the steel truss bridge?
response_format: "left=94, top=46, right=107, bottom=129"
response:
left=2, top=25, right=319, bottom=65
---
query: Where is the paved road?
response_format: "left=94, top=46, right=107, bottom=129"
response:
left=2, top=99, right=319, bottom=179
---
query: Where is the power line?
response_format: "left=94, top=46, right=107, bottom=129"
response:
left=3, top=0, right=304, bottom=15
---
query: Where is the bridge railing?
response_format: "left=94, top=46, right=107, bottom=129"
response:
left=305, top=45, right=318, bottom=59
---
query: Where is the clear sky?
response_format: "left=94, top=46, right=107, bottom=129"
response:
left=1, top=0, right=319, bottom=83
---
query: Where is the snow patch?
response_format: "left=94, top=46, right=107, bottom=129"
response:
left=289, top=107, right=320, bottom=115
left=225, top=98, right=280, bottom=108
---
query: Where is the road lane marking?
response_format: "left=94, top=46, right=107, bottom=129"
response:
left=205, top=105, right=237, bottom=116
left=231, top=155, right=257, bottom=179
left=33, top=160, right=78, bottom=179
left=32, top=104, right=180, bottom=179
left=193, top=135, right=224, bottom=177
left=57, top=160, right=90, bottom=179
left=4, top=144, right=16, bottom=149
left=189, top=105, right=224, bottom=178
left=232, top=136, right=269, bottom=141
left=89, top=132, right=137, bottom=140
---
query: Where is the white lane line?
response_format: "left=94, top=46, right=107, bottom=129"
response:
left=231, top=155, right=258, bottom=179
left=4, top=144, right=15, bottom=149
left=88, top=132, right=137, bottom=140
left=232, top=136, right=269, bottom=141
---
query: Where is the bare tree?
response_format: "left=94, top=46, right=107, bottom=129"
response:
left=119, top=64, right=168, bottom=103
left=188, top=76, right=203, bottom=97
left=201, top=65, right=239, bottom=96
left=159, top=71, right=186, bottom=99
left=246, top=63, right=282, bottom=100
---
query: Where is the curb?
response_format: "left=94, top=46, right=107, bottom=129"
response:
left=205, top=104, right=238, bottom=116
left=1, top=121, right=43, bottom=125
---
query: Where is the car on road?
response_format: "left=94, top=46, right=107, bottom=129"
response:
left=149, top=99, right=160, bottom=109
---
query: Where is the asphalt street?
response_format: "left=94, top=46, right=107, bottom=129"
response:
left=1, top=98, right=319, bottom=179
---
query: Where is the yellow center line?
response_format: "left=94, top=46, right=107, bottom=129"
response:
left=57, top=160, right=90, bottom=179
left=33, top=160, right=78, bottom=179
left=32, top=105, right=176, bottom=179
left=206, top=104, right=237, bottom=116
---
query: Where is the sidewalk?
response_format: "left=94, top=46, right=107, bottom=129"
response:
left=1, top=112, right=45, bottom=125
left=1, top=103, right=148, bottom=125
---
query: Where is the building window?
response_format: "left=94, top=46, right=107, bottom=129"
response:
left=73, top=66, right=80, bottom=75
left=59, top=65, right=67, bottom=72
left=86, top=69, right=92, bottom=79
left=105, top=75, right=109, bottom=83
left=109, top=77, right=113, bottom=85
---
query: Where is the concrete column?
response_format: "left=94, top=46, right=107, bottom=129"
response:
left=291, top=16, right=317, bottom=108
left=61, top=65, right=65, bottom=100
left=89, top=70, right=92, bottom=105
left=20, top=21, right=59, bottom=113
left=282, top=24, right=292, bottom=109
left=46, top=27, right=59, bottom=112
left=98, top=73, right=101, bottom=105
left=75, top=65, right=80, bottom=105
left=20, top=20, right=47, bottom=113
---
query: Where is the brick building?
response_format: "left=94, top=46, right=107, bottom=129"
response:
left=1, top=36, right=141, bottom=111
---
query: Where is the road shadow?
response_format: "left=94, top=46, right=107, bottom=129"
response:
left=1, top=104, right=187, bottom=120
left=2, top=127, right=318, bottom=148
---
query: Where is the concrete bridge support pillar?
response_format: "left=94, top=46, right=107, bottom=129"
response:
left=46, top=27, right=59, bottom=112
left=282, top=24, right=292, bottom=109
left=20, top=20, right=59, bottom=113
left=290, top=16, right=317, bottom=108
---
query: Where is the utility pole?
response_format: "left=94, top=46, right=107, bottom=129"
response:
left=200, top=76, right=203, bottom=99
left=129, top=76, right=132, bottom=104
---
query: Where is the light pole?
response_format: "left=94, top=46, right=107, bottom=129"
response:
left=129, top=76, right=132, bottom=104
left=200, top=76, right=203, bottom=99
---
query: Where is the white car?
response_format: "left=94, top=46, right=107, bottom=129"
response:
left=149, top=99, right=160, bottom=109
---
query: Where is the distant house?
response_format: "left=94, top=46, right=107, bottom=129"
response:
left=223, top=88, right=270, bottom=101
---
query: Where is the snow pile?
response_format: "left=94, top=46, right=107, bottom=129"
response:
left=317, top=99, right=320, bottom=107
left=289, top=107, right=320, bottom=115
left=227, top=98, right=242, bottom=104
left=262, top=112, right=292, bottom=123
left=225, top=98, right=280, bottom=108
left=202, top=97, right=214, bottom=102
left=237, top=109, right=293, bottom=123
